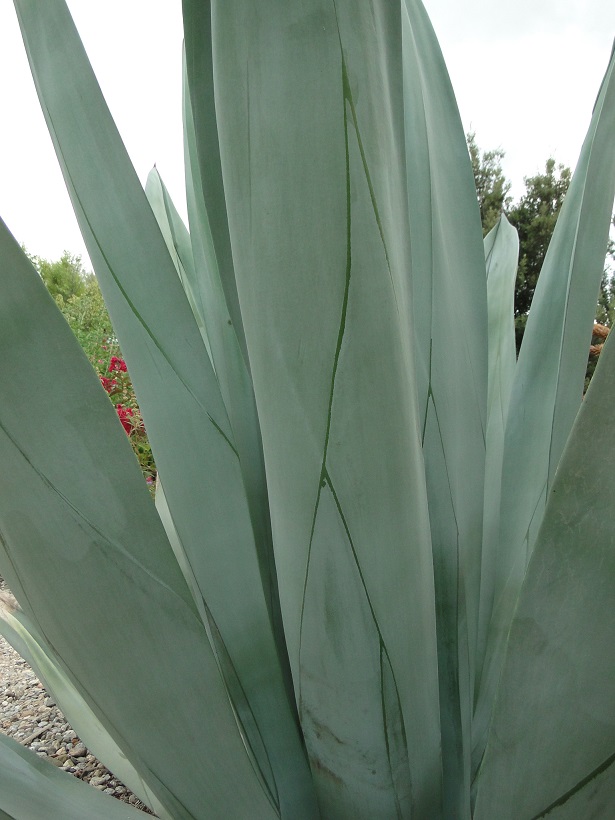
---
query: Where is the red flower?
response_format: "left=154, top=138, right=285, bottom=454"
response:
left=109, top=356, right=127, bottom=373
left=116, top=404, right=134, bottom=435
left=99, top=375, right=118, bottom=394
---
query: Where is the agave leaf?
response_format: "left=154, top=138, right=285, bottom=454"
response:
left=202, top=0, right=442, bottom=814
left=473, top=214, right=518, bottom=766
left=0, top=219, right=278, bottom=818
left=475, top=44, right=615, bottom=762
left=401, top=0, right=488, bottom=812
left=182, top=0, right=249, bottom=367
left=143, top=166, right=214, bottom=362
left=0, top=600, right=167, bottom=818
left=14, top=2, right=317, bottom=813
left=181, top=72, right=288, bottom=660
left=0, top=733, right=145, bottom=820
left=474, top=328, right=615, bottom=818
left=146, top=164, right=299, bottom=792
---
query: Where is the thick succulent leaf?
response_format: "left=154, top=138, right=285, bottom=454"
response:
left=0, top=601, right=168, bottom=817
left=146, top=165, right=300, bottom=799
left=474, top=328, right=615, bottom=819
left=0, top=733, right=145, bottom=820
left=401, top=1, right=488, bottom=813
left=476, top=44, right=615, bottom=760
left=181, top=77, right=288, bottom=661
left=182, top=0, right=249, bottom=367
left=203, top=0, right=442, bottom=815
left=0, top=219, right=277, bottom=818
left=143, top=166, right=213, bottom=361
left=13, top=2, right=316, bottom=814
left=473, top=214, right=518, bottom=762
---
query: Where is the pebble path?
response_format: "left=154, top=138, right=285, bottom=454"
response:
left=0, top=577, right=154, bottom=815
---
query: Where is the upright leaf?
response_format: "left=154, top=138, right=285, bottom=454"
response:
left=475, top=328, right=615, bottom=818
left=402, top=1, right=488, bottom=813
left=476, top=44, right=615, bottom=760
left=473, top=215, right=518, bottom=766
left=12, top=1, right=317, bottom=813
left=143, top=166, right=214, bottom=362
left=182, top=0, right=249, bottom=366
left=181, top=73, right=288, bottom=657
left=202, top=0, right=442, bottom=814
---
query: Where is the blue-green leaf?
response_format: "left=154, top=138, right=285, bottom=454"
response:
left=473, top=215, right=518, bottom=769
left=0, top=217, right=277, bottom=818
left=201, top=1, right=442, bottom=814
left=0, top=733, right=145, bottom=820
left=13, top=2, right=317, bottom=813
left=402, top=1, right=488, bottom=812
left=475, top=44, right=615, bottom=765
left=475, top=328, right=615, bottom=818
left=0, top=601, right=167, bottom=818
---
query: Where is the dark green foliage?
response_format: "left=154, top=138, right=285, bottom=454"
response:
left=468, top=140, right=615, bottom=376
left=508, top=159, right=571, bottom=349
left=596, top=269, right=615, bottom=327
left=30, top=250, right=87, bottom=305
left=467, top=131, right=512, bottom=236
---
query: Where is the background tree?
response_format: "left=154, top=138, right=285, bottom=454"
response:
left=467, top=131, right=512, bottom=235
left=29, top=249, right=87, bottom=304
left=27, top=249, right=156, bottom=485
left=468, top=137, right=615, bottom=379
left=508, top=159, right=571, bottom=349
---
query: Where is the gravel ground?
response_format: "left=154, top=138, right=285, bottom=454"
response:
left=0, top=578, right=154, bottom=815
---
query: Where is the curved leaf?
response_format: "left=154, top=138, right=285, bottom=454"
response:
left=0, top=217, right=277, bottom=818
left=0, top=734, right=145, bottom=820
left=0, top=602, right=167, bottom=818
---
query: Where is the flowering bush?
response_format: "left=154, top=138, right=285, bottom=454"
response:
left=39, top=267, right=157, bottom=484
left=95, top=351, right=155, bottom=483
left=108, top=355, right=127, bottom=373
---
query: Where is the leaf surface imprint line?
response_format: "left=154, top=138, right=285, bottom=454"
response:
left=531, top=749, right=615, bottom=818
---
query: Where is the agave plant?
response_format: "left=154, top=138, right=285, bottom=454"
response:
left=1, top=1, right=614, bottom=818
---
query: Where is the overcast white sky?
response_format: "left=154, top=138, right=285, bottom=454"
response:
left=0, top=1, right=613, bottom=267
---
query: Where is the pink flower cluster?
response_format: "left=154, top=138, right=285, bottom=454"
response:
left=99, top=375, right=118, bottom=394
left=109, top=356, right=127, bottom=373
left=115, top=404, right=134, bottom=435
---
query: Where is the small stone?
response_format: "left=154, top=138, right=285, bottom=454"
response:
left=70, top=742, right=87, bottom=758
left=44, top=697, right=56, bottom=708
left=90, top=775, right=110, bottom=787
